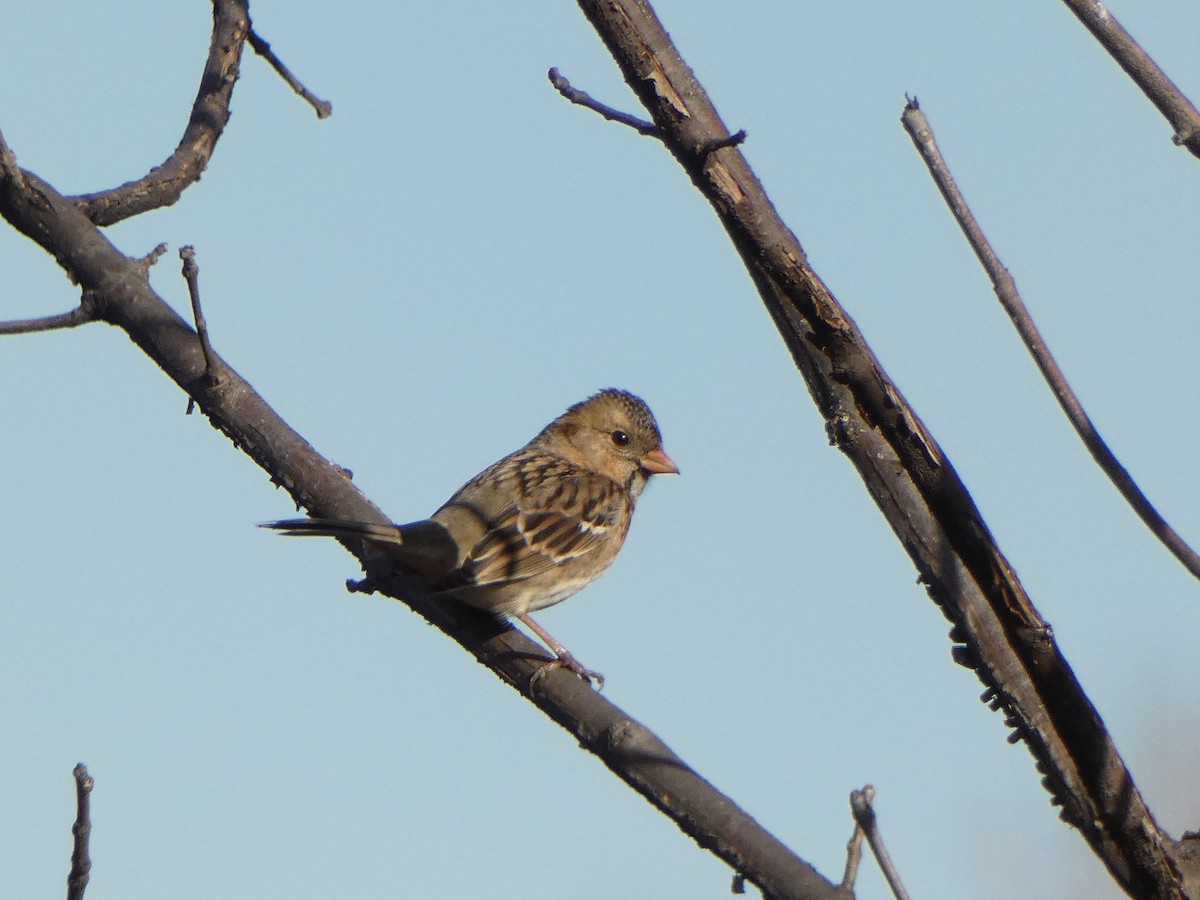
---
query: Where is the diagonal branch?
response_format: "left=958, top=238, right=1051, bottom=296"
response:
left=570, top=0, right=1193, bottom=896
left=548, top=67, right=660, bottom=136
left=0, top=134, right=840, bottom=900
left=1059, top=0, right=1200, bottom=157
left=248, top=26, right=332, bottom=118
left=901, top=97, right=1200, bottom=583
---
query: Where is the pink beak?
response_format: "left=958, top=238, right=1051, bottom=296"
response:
left=640, top=447, right=680, bottom=475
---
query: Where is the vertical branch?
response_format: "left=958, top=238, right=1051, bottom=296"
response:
left=67, top=764, right=94, bottom=900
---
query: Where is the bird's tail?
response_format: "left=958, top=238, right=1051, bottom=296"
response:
left=260, top=517, right=404, bottom=545
left=261, top=517, right=459, bottom=579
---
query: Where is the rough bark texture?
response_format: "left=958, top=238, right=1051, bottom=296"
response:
left=572, top=0, right=1194, bottom=896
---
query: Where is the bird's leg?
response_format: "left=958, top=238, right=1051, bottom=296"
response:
left=518, top=613, right=604, bottom=690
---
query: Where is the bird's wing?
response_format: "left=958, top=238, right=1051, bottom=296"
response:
left=457, top=468, right=627, bottom=588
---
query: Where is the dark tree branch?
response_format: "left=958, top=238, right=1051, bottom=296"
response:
left=0, top=135, right=97, bottom=335
left=0, top=128, right=839, bottom=900
left=1059, top=0, right=1200, bottom=157
left=248, top=26, right=332, bottom=118
left=548, top=68, right=661, bottom=137
left=67, top=764, right=93, bottom=900
left=7, top=3, right=1191, bottom=898
left=67, top=4, right=331, bottom=227
left=901, top=97, right=1200, bottom=583
left=0, top=305, right=94, bottom=335
left=703, top=129, right=748, bottom=154
left=68, top=0, right=251, bottom=226
left=570, top=0, right=1192, bottom=895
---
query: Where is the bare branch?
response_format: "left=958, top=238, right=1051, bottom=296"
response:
left=66, top=4, right=331, bottom=226
left=901, top=97, right=1200, bottom=583
left=68, top=0, right=252, bottom=225
left=839, top=818, right=864, bottom=892
left=573, top=0, right=1189, bottom=894
left=0, top=305, right=94, bottom=335
left=704, top=129, right=748, bottom=154
left=248, top=26, right=332, bottom=118
left=179, top=246, right=219, bottom=383
left=850, top=787, right=909, bottom=900
left=67, top=764, right=93, bottom=900
left=135, top=243, right=169, bottom=273
left=548, top=68, right=661, bottom=137
left=0, top=131, right=841, bottom=900
left=1060, top=0, right=1200, bottom=157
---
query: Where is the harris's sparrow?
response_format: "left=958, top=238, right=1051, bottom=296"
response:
left=264, top=388, right=678, bottom=687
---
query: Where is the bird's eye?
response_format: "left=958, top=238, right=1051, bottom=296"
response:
left=610, top=429, right=630, bottom=447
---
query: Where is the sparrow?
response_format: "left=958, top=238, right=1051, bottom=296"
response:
left=263, top=388, right=678, bottom=687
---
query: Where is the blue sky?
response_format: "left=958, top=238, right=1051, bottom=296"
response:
left=2, top=2, right=1199, bottom=898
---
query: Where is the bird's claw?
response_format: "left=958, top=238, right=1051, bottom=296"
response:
left=529, top=654, right=604, bottom=692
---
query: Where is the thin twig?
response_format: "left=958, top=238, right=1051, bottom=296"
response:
left=0, top=306, right=94, bottom=335
left=901, top=97, right=1200, bottom=583
left=249, top=26, right=332, bottom=119
left=67, top=763, right=94, bottom=900
left=850, top=787, right=909, bottom=900
left=548, top=68, right=661, bottom=137
left=179, top=246, right=219, bottom=415
left=704, top=129, right=748, bottom=154
left=1059, top=0, right=1200, bottom=156
left=179, top=246, right=218, bottom=382
left=840, top=820, right=865, bottom=892
left=136, top=243, right=169, bottom=274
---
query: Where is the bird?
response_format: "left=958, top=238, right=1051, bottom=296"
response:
left=262, top=388, right=678, bottom=688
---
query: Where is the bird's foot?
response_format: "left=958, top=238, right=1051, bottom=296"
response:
left=517, top=612, right=604, bottom=691
left=530, top=653, right=604, bottom=692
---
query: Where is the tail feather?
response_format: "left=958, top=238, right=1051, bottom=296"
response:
left=261, top=517, right=459, bottom=580
left=260, top=518, right=404, bottom=545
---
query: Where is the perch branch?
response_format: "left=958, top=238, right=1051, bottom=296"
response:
left=0, top=129, right=839, bottom=900
left=901, top=97, right=1200, bottom=583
